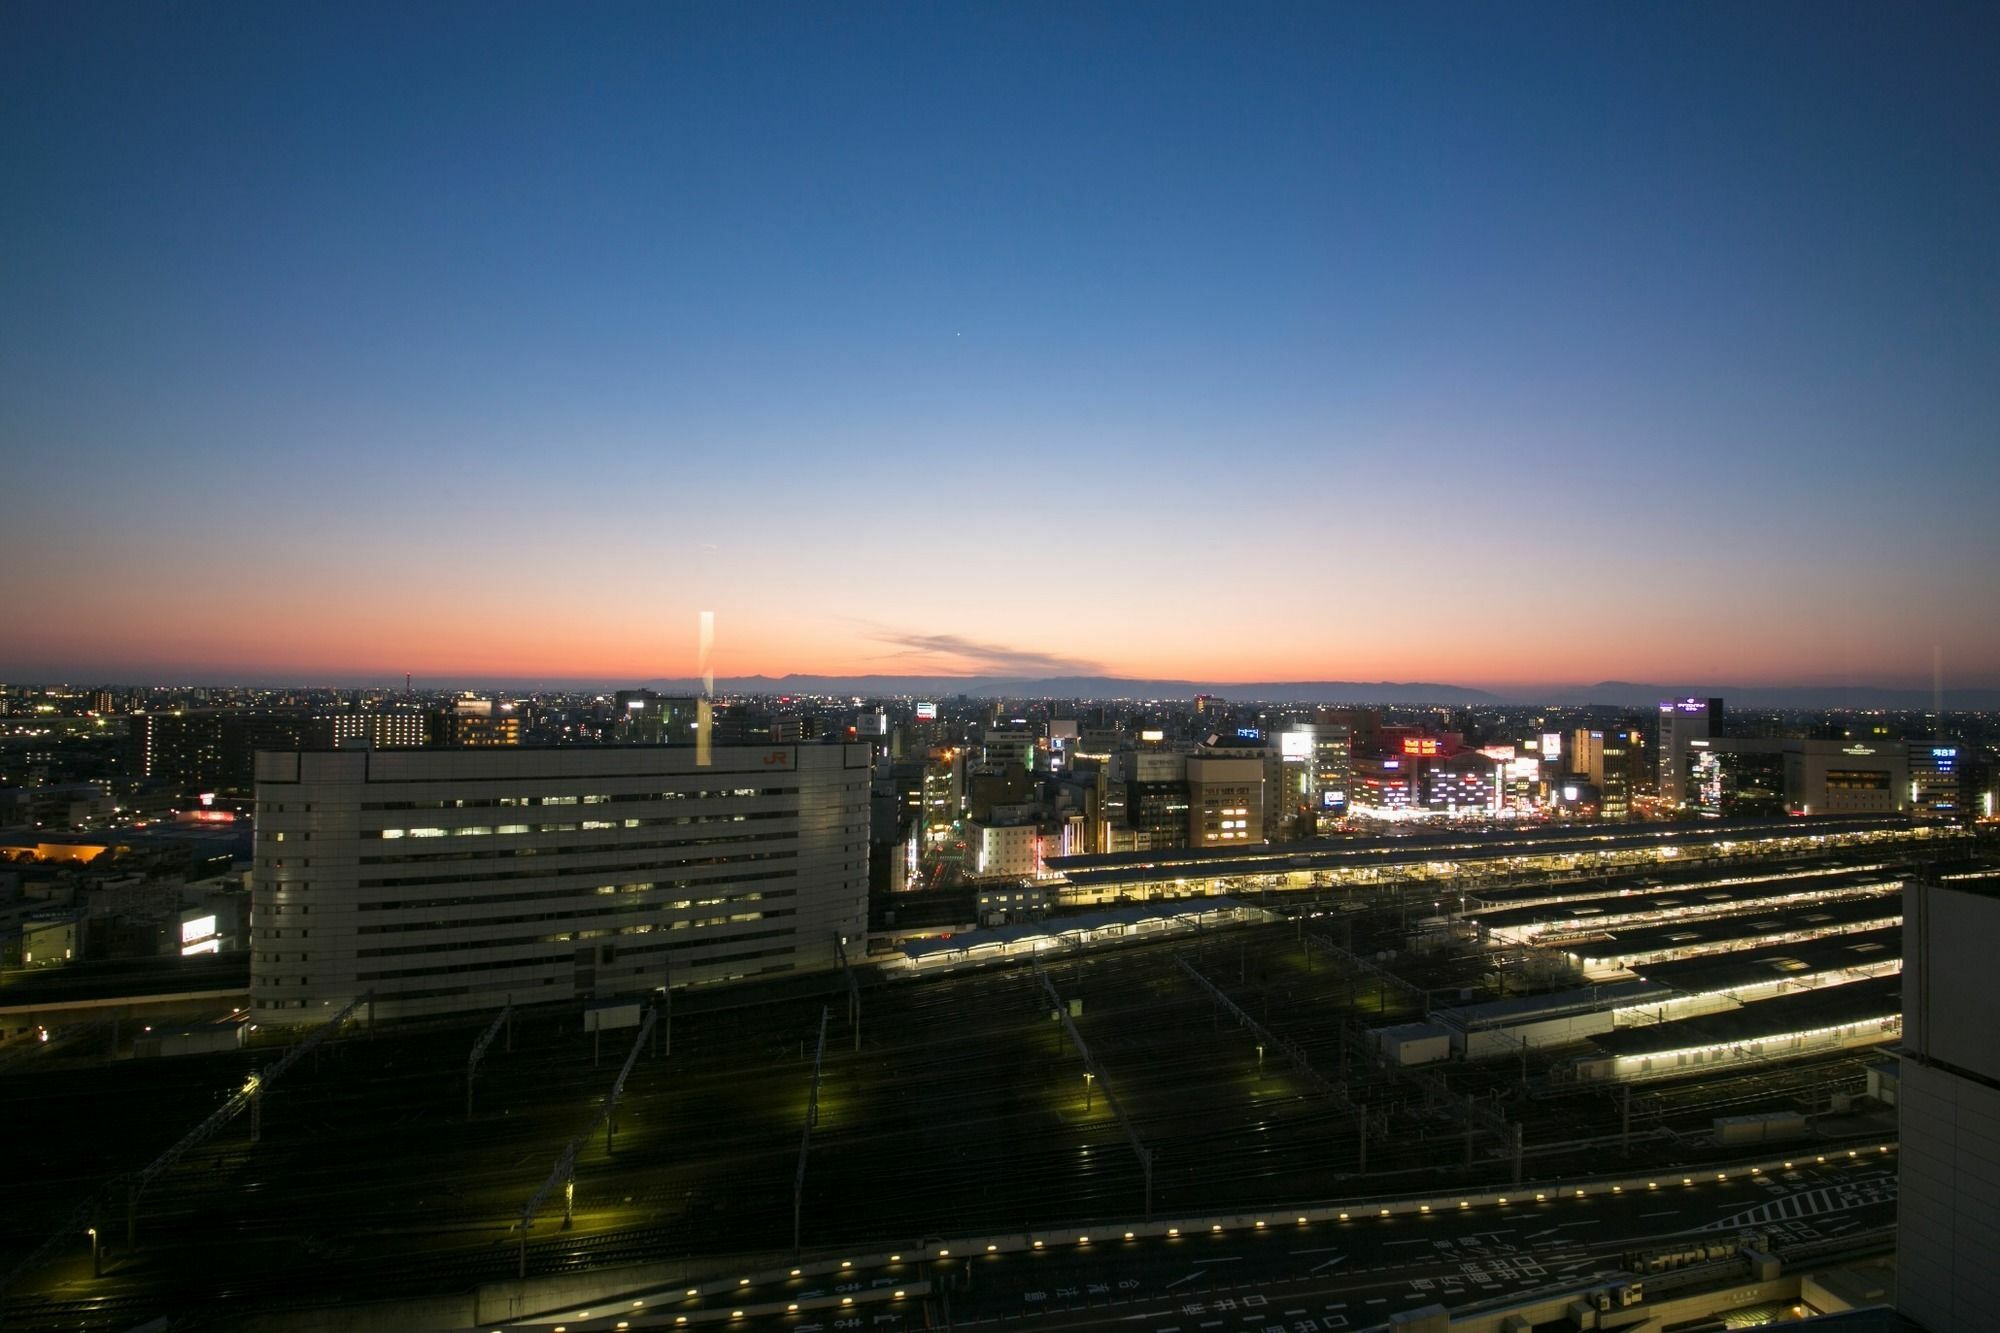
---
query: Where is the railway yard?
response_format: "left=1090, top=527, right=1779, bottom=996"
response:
left=1, top=830, right=1985, bottom=1330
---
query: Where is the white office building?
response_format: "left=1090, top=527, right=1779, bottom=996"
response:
left=249, top=744, right=870, bottom=1022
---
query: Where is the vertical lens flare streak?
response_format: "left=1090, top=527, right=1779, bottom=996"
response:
left=696, top=610, right=715, bottom=766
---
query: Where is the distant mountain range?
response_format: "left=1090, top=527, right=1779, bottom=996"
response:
left=638, top=675, right=1502, bottom=705
left=629, top=674, right=2000, bottom=710
left=17, top=667, right=1991, bottom=711
left=1530, top=681, right=2000, bottom=711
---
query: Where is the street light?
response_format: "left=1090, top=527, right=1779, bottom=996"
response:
left=88, top=1227, right=99, bottom=1278
left=1084, top=1071, right=1095, bottom=1111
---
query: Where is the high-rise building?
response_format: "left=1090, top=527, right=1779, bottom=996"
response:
left=1897, top=875, right=2000, bottom=1330
left=1265, top=736, right=1310, bottom=842
left=1909, top=742, right=1964, bottom=821
left=330, top=707, right=427, bottom=750
left=919, top=748, right=964, bottom=851
left=980, top=728, right=1036, bottom=773
left=1685, top=738, right=1788, bottom=819
left=1185, top=755, right=1263, bottom=846
left=1569, top=726, right=1639, bottom=819
left=249, top=744, right=869, bottom=1022
left=130, top=711, right=342, bottom=793
left=1120, top=750, right=1190, bottom=850
left=614, top=691, right=701, bottom=745
left=1656, top=697, right=1723, bottom=805
left=1308, top=723, right=1353, bottom=820
left=768, top=715, right=825, bottom=744
left=428, top=697, right=522, bottom=747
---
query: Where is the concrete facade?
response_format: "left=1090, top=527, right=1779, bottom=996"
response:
left=248, top=744, right=870, bottom=1022
left=1788, top=739, right=1910, bottom=817
left=1185, top=755, right=1264, bottom=847
left=1899, top=877, right=2000, bottom=1331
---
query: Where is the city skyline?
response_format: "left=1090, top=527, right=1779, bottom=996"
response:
left=5, top=4, right=1998, bottom=689
left=8, top=6, right=2000, bottom=1328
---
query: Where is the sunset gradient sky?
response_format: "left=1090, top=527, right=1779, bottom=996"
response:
left=3, top=4, right=1997, bottom=690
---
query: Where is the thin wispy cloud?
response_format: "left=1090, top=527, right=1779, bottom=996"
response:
left=868, top=629, right=1098, bottom=678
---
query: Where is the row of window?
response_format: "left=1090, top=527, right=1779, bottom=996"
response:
left=353, top=787, right=789, bottom=811
left=355, top=909, right=792, bottom=958
left=368, top=808, right=794, bottom=839
left=349, top=868, right=799, bottom=913
left=357, top=890, right=793, bottom=936
left=355, top=847, right=802, bottom=891
left=302, top=947, right=798, bottom=1004
left=359, top=827, right=834, bottom=867
left=353, top=925, right=798, bottom=981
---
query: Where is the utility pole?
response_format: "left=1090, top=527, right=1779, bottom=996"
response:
left=793, top=1007, right=830, bottom=1258
left=849, top=967, right=862, bottom=1052
left=467, top=1001, right=514, bottom=1120
left=516, top=1006, right=655, bottom=1276
left=116, top=993, right=366, bottom=1251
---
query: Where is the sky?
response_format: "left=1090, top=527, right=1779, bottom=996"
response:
left=3, top=3, right=1997, bottom=691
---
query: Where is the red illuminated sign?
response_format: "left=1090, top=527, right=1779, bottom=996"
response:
left=1401, top=738, right=1442, bottom=757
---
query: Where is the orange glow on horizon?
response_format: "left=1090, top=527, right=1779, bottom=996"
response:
left=5, top=562, right=1993, bottom=690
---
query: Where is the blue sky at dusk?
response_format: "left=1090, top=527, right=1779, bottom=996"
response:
left=3, top=3, right=1996, bottom=688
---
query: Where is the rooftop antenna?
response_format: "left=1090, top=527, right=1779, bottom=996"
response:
left=405, top=671, right=412, bottom=697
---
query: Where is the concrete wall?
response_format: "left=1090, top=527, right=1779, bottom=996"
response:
left=1460, top=1010, right=1611, bottom=1059
left=1897, top=877, right=2000, bottom=1332
left=249, top=745, right=870, bottom=1022
left=1898, top=1054, right=2000, bottom=1330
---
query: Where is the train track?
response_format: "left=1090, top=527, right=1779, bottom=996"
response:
left=3, top=863, right=1917, bottom=1320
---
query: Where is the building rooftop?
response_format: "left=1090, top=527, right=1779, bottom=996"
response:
left=1474, top=866, right=1902, bottom=935
left=1432, top=979, right=1673, bottom=1031
left=1046, top=815, right=1925, bottom=890
left=895, top=898, right=1266, bottom=964
left=0, top=951, right=249, bottom=1009
left=1568, top=893, right=1903, bottom=965
left=1933, top=866, right=2000, bottom=901
left=1630, top=926, right=1901, bottom=996
left=1585, top=974, right=1902, bottom=1058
